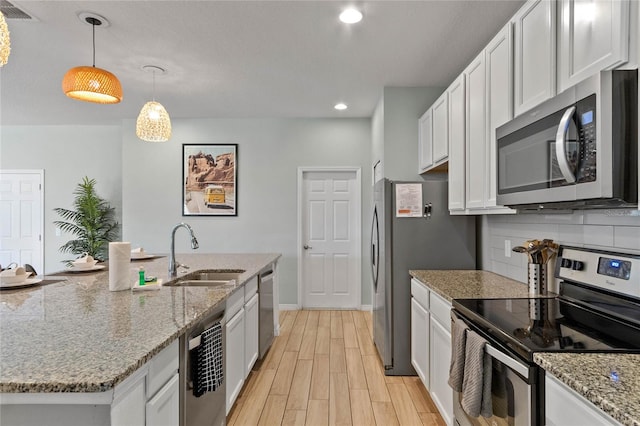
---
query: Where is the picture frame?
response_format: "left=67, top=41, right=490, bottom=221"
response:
left=182, top=144, right=237, bottom=216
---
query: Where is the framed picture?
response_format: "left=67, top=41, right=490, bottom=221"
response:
left=183, top=144, right=237, bottom=216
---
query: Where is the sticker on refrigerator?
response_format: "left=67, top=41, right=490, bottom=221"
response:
left=395, top=183, right=423, bottom=217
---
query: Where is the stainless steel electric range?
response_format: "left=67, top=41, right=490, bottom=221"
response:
left=452, top=246, right=640, bottom=426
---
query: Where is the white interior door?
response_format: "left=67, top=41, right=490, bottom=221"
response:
left=0, top=171, right=44, bottom=274
left=300, top=169, right=361, bottom=309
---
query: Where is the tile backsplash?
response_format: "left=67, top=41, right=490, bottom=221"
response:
left=480, top=209, right=640, bottom=290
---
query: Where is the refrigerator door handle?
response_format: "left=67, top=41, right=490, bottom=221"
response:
left=371, top=207, right=379, bottom=291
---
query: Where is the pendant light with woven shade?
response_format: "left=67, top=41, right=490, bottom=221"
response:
left=0, top=11, right=10, bottom=66
left=62, top=14, right=122, bottom=104
left=136, top=65, right=172, bottom=142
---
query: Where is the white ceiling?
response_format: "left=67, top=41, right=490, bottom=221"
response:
left=1, top=0, right=524, bottom=126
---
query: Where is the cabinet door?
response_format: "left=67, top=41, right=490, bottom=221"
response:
left=465, top=51, right=487, bottom=210
left=145, top=374, right=179, bottom=426
left=558, top=0, right=630, bottom=92
left=225, top=307, right=245, bottom=414
left=514, top=0, right=556, bottom=116
left=432, top=91, right=449, bottom=165
left=111, top=372, right=146, bottom=426
left=545, top=374, right=621, bottom=425
left=244, top=293, right=259, bottom=376
left=448, top=75, right=466, bottom=212
left=418, top=108, right=434, bottom=173
left=485, top=24, right=516, bottom=213
left=429, top=317, right=453, bottom=426
left=411, top=298, right=430, bottom=387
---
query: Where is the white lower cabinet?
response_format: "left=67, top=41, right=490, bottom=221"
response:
left=244, top=292, right=259, bottom=376
left=225, top=275, right=260, bottom=414
left=428, top=291, right=454, bottom=426
left=225, top=306, right=245, bottom=414
left=429, top=315, right=453, bottom=426
left=411, top=295, right=430, bottom=386
left=410, top=279, right=454, bottom=425
left=145, top=374, right=179, bottom=426
left=545, top=373, right=621, bottom=425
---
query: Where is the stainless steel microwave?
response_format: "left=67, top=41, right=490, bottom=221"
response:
left=496, top=70, right=637, bottom=210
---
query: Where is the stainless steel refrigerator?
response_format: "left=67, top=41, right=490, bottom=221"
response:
left=371, top=178, right=476, bottom=375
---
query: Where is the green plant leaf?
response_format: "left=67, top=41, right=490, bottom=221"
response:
left=54, top=176, right=120, bottom=261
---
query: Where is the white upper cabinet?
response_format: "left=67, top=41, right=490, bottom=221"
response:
left=432, top=91, right=449, bottom=165
left=485, top=24, right=517, bottom=213
left=419, top=91, right=449, bottom=174
left=513, top=0, right=556, bottom=116
left=448, top=75, right=466, bottom=212
left=464, top=50, right=487, bottom=210
left=558, top=0, right=630, bottom=92
left=418, top=108, right=434, bottom=172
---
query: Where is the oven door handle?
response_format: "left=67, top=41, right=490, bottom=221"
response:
left=555, top=106, right=577, bottom=184
left=485, top=343, right=529, bottom=378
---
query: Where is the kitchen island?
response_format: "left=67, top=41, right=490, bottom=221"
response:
left=0, top=253, right=279, bottom=424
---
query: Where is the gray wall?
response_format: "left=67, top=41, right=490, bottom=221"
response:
left=373, top=87, right=443, bottom=181
left=121, top=117, right=372, bottom=306
left=480, top=211, right=640, bottom=292
left=0, top=125, right=122, bottom=273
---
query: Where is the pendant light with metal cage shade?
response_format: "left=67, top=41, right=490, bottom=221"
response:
left=0, top=11, right=11, bottom=66
left=62, top=13, right=122, bottom=104
left=136, top=65, right=172, bottom=142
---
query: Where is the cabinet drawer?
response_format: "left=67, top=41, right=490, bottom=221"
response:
left=429, top=291, right=452, bottom=331
left=410, top=278, right=429, bottom=309
left=244, top=276, right=258, bottom=302
left=147, top=339, right=179, bottom=399
left=226, top=288, right=244, bottom=319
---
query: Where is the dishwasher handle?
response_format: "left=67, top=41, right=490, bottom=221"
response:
left=189, top=314, right=225, bottom=350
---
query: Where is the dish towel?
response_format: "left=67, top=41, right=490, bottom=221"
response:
left=191, top=321, right=224, bottom=397
left=448, top=312, right=469, bottom=392
left=461, top=329, right=493, bottom=418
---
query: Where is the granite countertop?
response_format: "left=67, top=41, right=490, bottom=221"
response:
left=0, top=253, right=280, bottom=394
left=535, top=353, right=640, bottom=426
left=410, top=270, right=638, bottom=425
left=409, top=269, right=555, bottom=302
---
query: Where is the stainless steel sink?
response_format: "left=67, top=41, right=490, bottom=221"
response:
left=164, top=269, right=245, bottom=287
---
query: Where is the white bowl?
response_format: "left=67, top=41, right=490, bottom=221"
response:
left=71, top=260, right=98, bottom=270
left=0, top=272, right=32, bottom=284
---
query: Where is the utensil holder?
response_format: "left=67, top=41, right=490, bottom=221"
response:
left=528, top=263, right=548, bottom=295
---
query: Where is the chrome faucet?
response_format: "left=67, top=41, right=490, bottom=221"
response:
left=168, top=222, right=199, bottom=278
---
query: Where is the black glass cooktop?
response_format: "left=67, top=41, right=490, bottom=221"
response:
left=453, top=296, right=640, bottom=362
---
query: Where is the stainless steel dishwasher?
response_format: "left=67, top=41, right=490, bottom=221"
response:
left=179, top=302, right=226, bottom=426
left=258, top=268, right=274, bottom=359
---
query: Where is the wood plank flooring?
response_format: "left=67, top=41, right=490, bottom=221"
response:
left=227, top=310, right=446, bottom=426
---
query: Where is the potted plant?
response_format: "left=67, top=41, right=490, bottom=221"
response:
left=54, top=177, right=119, bottom=262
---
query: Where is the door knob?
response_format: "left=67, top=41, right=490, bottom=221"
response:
left=304, top=245, right=312, bottom=250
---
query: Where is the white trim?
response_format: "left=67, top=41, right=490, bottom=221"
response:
left=297, top=167, right=362, bottom=309
left=279, top=304, right=301, bottom=311
left=0, top=169, right=45, bottom=274
left=359, top=304, right=372, bottom=311
left=0, top=390, right=113, bottom=405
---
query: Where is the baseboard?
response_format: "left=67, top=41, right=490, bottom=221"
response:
left=279, top=304, right=301, bottom=311
left=279, top=304, right=372, bottom=311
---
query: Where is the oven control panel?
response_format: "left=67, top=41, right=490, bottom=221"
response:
left=556, top=246, right=639, bottom=297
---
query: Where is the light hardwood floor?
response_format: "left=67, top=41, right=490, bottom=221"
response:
left=227, top=310, right=446, bottom=426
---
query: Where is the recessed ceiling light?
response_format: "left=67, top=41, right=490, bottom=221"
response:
left=334, top=103, right=348, bottom=111
left=339, top=8, right=363, bottom=24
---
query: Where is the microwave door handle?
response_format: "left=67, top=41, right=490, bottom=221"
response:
left=555, top=106, right=577, bottom=184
